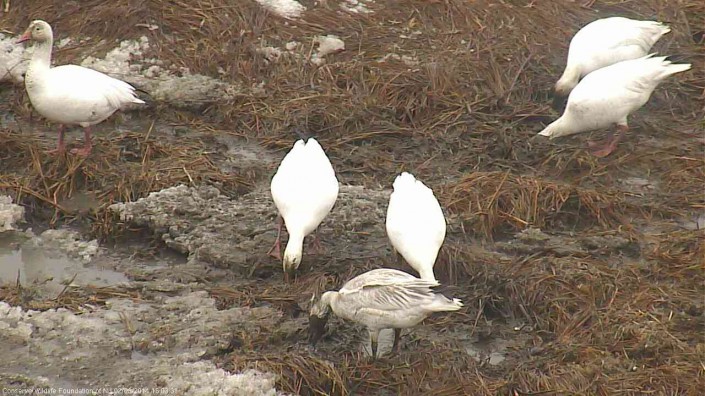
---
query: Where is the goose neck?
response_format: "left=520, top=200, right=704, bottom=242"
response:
left=27, top=40, right=53, bottom=75
left=321, top=291, right=338, bottom=313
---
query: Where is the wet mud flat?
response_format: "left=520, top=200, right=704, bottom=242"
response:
left=1, top=0, right=704, bottom=395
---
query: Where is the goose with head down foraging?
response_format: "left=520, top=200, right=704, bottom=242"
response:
left=539, top=55, right=691, bottom=157
left=269, top=137, right=339, bottom=282
left=16, top=20, right=145, bottom=157
left=385, top=172, right=446, bottom=282
left=553, top=17, right=671, bottom=109
left=309, top=268, right=463, bottom=359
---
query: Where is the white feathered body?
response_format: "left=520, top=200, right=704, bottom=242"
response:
left=23, top=25, right=144, bottom=128
left=323, top=269, right=462, bottom=332
left=271, top=138, right=339, bottom=268
left=26, top=64, right=144, bottom=127
left=540, top=55, right=691, bottom=139
left=555, top=17, right=670, bottom=95
left=386, top=172, right=446, bottom=281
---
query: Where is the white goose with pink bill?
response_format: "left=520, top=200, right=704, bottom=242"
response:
left=17, top=20, right=145, bottom=157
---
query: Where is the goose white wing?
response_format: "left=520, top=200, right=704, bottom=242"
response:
left=273, top=139, right=306, bottom=173
left=341, top=268, right=435, bottom=290
left=572, top=18, right=667, bottom=52
left=564, top=65, right=645, bottom=127
left=570, top=55, right=690, bottom=116
left=568, top=18, right=669, bottom=70
left=554, top=55, right=691, bottom=135
left=339, top=269, right=440, bottom=312
left=46, top=65, right=144, bottom=109
left=271, top=141, right=315, bottom=223
left=386, top=173, right=446, bottom=280
left=270, top=138, right=339, bottom=234
left=303, top=138, right=337, bottom=178
left=386, top=173, right=446, bottom=248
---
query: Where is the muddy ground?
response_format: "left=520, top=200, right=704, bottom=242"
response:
left=1, top=0, right=704, bottom=395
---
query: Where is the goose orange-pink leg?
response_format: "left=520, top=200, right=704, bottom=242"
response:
left=70, top=127, right=93, bottom=157
left=46, top=125, right=66, bottom=155
left=591, top=124, right=628, bottom=158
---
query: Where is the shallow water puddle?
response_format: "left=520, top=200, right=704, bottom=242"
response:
left=0, top=233, right=128, bottom=296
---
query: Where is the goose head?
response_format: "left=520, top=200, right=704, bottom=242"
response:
left=17, top=20, right=53, bottom=44
left=308, top=292, right=332, bottom=346
left=282, top=250, right=301, bottom=283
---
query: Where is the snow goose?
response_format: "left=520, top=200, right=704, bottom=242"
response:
left=385, top=172, right=446, bottom=281
left=539, top=55, right=691, bottom=157
left=17, top=20, right=145, bottom=157
left=309, top=268, right=463, bottom=359
left=269, top=138, right=339, bottom=282
left=554, top=17, right=670, bottom=107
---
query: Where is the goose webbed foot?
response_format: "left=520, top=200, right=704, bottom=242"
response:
left=590, top=125, right=627, bottom=158
left=70, top=146, right=92, bottom=157
left=70, top=127, right=92, bottom=157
